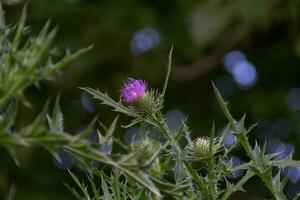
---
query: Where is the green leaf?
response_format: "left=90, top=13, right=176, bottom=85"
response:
left=81, top=87, right=137, bottom=117
left=43, top=45, right=93, bottom=76
left=1, top=102, right=18, bottom=129
left=121, top=118, right=142, bottom=129
left=102, top=116, right=119, bottom=144
left=65, top=146, right=161, bottom=197
left=73, top=116, right=98, bottom=144
left=271, top=160, right=300, bottom=168
left=0, top=3, right=5, bottom=27
left=208, top=122, right=215, bottom=160
left=12, top=4, right=26, bottom=52
left=47, top=95, right=64, bottom=133
left=64, top=183, right=83, bottom=200
left=67, top=170, right=91, bottom=200
left=5, top=183, right=16, bottom=200
left=88, top=176, right=100, bottom=200
left=151, top=177, right=188, bottom=198
left=212, top=82, right=236, bottom=131
left=161, top=45, right=173, bottom=98
left=118, top=166, right=161, bottom=198
left=3, top=145, right=20, bottom=167
left=101, top=174, right=112, bottom=200
left=183, top=161, right=214, bottom=200
left=23, top=100, right=49, bottom=137
left=221, top=170, right=255, bottom=200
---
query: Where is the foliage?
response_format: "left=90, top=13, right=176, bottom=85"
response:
left=76, top=57, right=300, bottom=199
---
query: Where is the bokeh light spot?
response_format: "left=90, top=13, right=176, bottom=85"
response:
left=223, top=130, right=236, bottom=148
left=223, top=51, right=247, bottom=73
left=275, top=143, right=294, bottom=160
left=286, top=88, right=300, bottom=110
left=286, top=167, right=300, bottom=183
left=81, top=94, right=95, bottom=114
left=123, top=126, right=141, bottom=145
left=232, top=61, right=257, bottom=89
left=53, top=149, right=75, bottom=170
left=130, top=27, right=160, bottom=55
left=166, top=110, right=185, bottom=133
left=222, top=50, right=258, bottom=89
left=226, top=156, right=244, bottom=179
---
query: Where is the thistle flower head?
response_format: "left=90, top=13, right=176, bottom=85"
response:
left=120, top=78, right=147, bottom=103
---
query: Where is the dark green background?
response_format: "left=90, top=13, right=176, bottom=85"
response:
left=1, top=0, right=300, bottom=199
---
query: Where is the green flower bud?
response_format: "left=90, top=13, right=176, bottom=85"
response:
left=133, top=139, right=156, bottom=164
left=132, top=90, right=163, bottom=117
left=194, top=137, right=210, bottom=158
left=185, top=137, right=221, bottom=161
left=149, top=158, right=162, bottom=179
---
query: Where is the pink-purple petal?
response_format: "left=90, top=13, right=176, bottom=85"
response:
left=121, top=78, right=147, bottom=103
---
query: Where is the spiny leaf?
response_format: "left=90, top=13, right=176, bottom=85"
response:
left=1, top=102, right=18, bottom=129
left=81, top=87, right=137, bottom=117
left=88, top=176, right=100, bottom=200
left=151, top=177, right=188, bottom=198
left=74, top=116, right=98, bottom=143
left=12, top=3, right=26, bottom=51
left=162, top=45, right=173, bottom=98
left=110, top=169, right=123, bottom=200
left=5, top=183, right=16, bottom=200
left=101, top=174, right=112, bottom=200
left=209, top=122, right=215, bottom=160
left=67, top=170, right=91, bottom=200
left=0, top=3, right=5, bottom=27
left=221, top=170, right=255, bottom=200
left=212, top=82, right=236, bottom=131
left=64, top=183, right=84, bottom=200
left=121, top=118, right=142, bottom=129
left=184, top=161, right=213, bottom=200
left=47, top=95, right=64, bottom=133
left=4, top=145, right=20, bottom=167
left=271, top=160, right=300, bottom=168
left=65, top=146, right=161, bottom=197
left=44, top=45, right=93, bottom=76
left=102, top=116, right=118, bottom=144
left=118, top=166, right=161, bottom=198
left=23, top=100, right=49, bottom=136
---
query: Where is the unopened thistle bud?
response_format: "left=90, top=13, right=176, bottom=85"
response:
left=133, top=139, right=162, bottom=178
left=133, top=139, right=155, bottom=164
left=149, top=158, right=162, bottom=179
left=185, top=137, right=221, bottom=161
left=194, top=137, right=210, bottom=158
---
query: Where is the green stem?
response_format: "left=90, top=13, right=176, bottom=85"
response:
left=207, top=124, right=218, bottom=197
left=183, top=161, right=214, bottom=200
left=263, top=175, right=287, bottom=200
left=151, top=114, right=176, bottom=147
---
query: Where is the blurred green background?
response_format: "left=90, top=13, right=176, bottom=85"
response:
left=1, top=0, right=300, bottom=199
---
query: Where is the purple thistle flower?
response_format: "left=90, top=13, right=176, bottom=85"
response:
left=121, top=78, right=147, bottom=103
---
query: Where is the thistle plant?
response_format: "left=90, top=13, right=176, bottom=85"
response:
left=0, top=2, right=92, bottom=165
left=80, top=50, right=300, bottom=199
left=1, top=3, right=300, bottom=200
